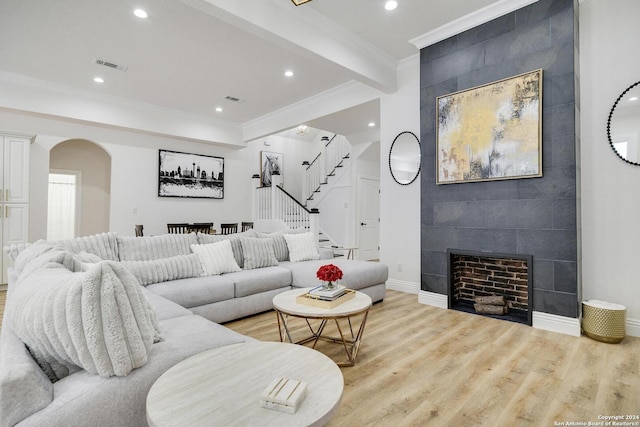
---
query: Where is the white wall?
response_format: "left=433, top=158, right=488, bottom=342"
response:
left=50, top=139, right=111, bottom=236
left=379, top=56, right=421, bottom=294
left=0, top=110, right=315, bottom=239
left=580, top=0, right=640, bottom=333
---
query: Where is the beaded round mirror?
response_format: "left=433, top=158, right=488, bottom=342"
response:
left=607, top=81, right=640, bottom=165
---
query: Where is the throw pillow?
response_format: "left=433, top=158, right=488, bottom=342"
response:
left=117, top=233, right=197, bottom=261
left=282, top=232, right=320, bottom=262
left=240, top=237, right=278, bottom=270
left=190, top=240, right=241, bottom=276
left=196, top=229, right=257, bottom=268
left=255, top=228, right=307, bottom=262
left=7, top=260, right=162, bottom=380
left=120, top=254, right=202, bottom=286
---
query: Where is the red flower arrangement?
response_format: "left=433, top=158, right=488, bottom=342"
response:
left=316, top=264, right=343, bottom=283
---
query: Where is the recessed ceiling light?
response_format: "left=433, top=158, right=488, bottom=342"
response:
left=133, top=8, right=148, bottom=19
left=93, top=77, right=105, bottom=83
left=368, top=122, right=376, bottom=127
left=630, top=96, right=639, bottom=102
left=215, top=107, right=223, bottom=112
left=384, top=1, right=398, bottom=11
left=284, top=70, right=294, bottom=77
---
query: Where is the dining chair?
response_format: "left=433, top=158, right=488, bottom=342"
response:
left=134, top=224, right=144, bottom=237
left=167, top=223, right=190, bottom=234
left=219, top=223, right=238, bottom=235
left=189, top=222, right=214, bottom=234
left=241, top=222, right=254, bottom=232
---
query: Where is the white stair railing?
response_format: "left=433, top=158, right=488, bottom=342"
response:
left=302, top=134, right=351, bottom=203
left=252, top=173, right=319, bottom=243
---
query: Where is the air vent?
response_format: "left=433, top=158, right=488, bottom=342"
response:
left=95, top=58, right=128, bottom=72
left=225, top=96, right=241, bottom=102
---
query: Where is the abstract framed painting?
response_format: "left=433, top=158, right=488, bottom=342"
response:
left=260, top=151, right=283, bottom=187
left=436, top=69, right=543, bottom=184
left=158, top=149, right=224, bottom=199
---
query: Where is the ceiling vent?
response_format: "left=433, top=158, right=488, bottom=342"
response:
left=225, top=95, right=242, bottom=102
left=95, top=58, right=128, bottom=72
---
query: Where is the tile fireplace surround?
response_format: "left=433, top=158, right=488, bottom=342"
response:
left=419, top=0, right=580, bottom=321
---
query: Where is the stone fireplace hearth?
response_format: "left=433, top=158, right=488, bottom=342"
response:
left=448, top=249, right=533, bottom=325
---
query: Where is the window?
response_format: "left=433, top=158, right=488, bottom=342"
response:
left=47, top=171, right=80, bottom=240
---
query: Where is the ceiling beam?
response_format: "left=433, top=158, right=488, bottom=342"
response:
left=179, top=0, right=398, bottom=93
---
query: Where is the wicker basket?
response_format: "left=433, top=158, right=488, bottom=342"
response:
left=582, top=300, right=626, bottom=344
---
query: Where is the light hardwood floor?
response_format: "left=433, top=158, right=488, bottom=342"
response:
left=1, top=290, right=638, bottom=426
left=225, top=290, right=640, bottom=427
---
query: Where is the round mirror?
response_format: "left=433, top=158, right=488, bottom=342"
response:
left=607, top=81, right=640, bottom=165
left=389, top=131, right=421, bottom=185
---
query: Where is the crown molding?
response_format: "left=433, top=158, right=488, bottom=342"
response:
left=410, top=0, right=539, bottom=49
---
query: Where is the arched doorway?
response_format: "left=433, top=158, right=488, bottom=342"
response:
left=48, top=139, right=111, bottom=238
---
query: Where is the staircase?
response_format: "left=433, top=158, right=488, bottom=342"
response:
left=251, top=133, right=352, bottom=249
left=303, top=134, right=351, bottom=208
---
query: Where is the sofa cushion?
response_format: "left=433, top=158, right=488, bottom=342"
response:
left=53, top=232, right=120, bottom=261
left=146, top=275, right=235, bottom=308
left=120, top=254, right=202, bottom=286
left=141, top=288, right=193, bottom=321
left=283, top=232, right=320, bottom=262
left=7, top=260, right=163, bottom=381
left=240, top=237, right=278, bottom=270
left=190, top=240, right=241, bottom=275
left=223, top=266, right=292, bottom=298
left=281, top=259, right=388, bottom=291
left=117, top=233, right=197, bottom=261
left=0, top=324, right=53, bottom=427
left=16, top=315, right=251, bottom=427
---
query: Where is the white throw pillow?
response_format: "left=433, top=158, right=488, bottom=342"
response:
left=190, top=240, right=241, bottom=275
left=283, top=232, right=320, bottom=262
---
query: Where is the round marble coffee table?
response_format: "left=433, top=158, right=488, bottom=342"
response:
left=273, top=288, right=372, bottom=366
left=146, top=342, right=343, bottom=427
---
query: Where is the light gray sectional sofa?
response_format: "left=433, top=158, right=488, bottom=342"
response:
left=0, top=230, right=388, bottom=426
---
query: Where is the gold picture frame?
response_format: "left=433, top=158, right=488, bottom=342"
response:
left=436, top=69, right=543, bottom=184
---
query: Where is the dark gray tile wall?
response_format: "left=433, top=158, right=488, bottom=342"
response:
left=420, top=0, right=579, bottom=318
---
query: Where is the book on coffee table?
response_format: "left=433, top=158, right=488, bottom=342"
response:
left=308, top=285, right=347, bottom=300
left=259, top=377, right=307, bottom=414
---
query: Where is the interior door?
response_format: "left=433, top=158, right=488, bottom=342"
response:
left=358, top=177, right=380, bottom=260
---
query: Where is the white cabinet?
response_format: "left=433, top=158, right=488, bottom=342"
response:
left=1, top=134, right=31, bottom=284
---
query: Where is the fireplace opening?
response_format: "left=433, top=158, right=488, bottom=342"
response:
left=447, top=249, right=533, bottom=326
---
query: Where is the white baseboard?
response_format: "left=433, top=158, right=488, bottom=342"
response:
left=626, top=317, right=640, bottom=338
left=386, top=279, right=420, bottom=294
left=418, top=291, right=448, bottom=309
left=532, top=311, right=581, bottom=337
left=414, top=291, right=639, bottom=339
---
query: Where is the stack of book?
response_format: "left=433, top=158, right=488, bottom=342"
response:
left=308, top=285, right=348, bottom=300
left=296, top=286, right=355, bottom=309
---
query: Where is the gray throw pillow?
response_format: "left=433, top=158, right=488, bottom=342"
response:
left=240, top=237, right=278, bottom=270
